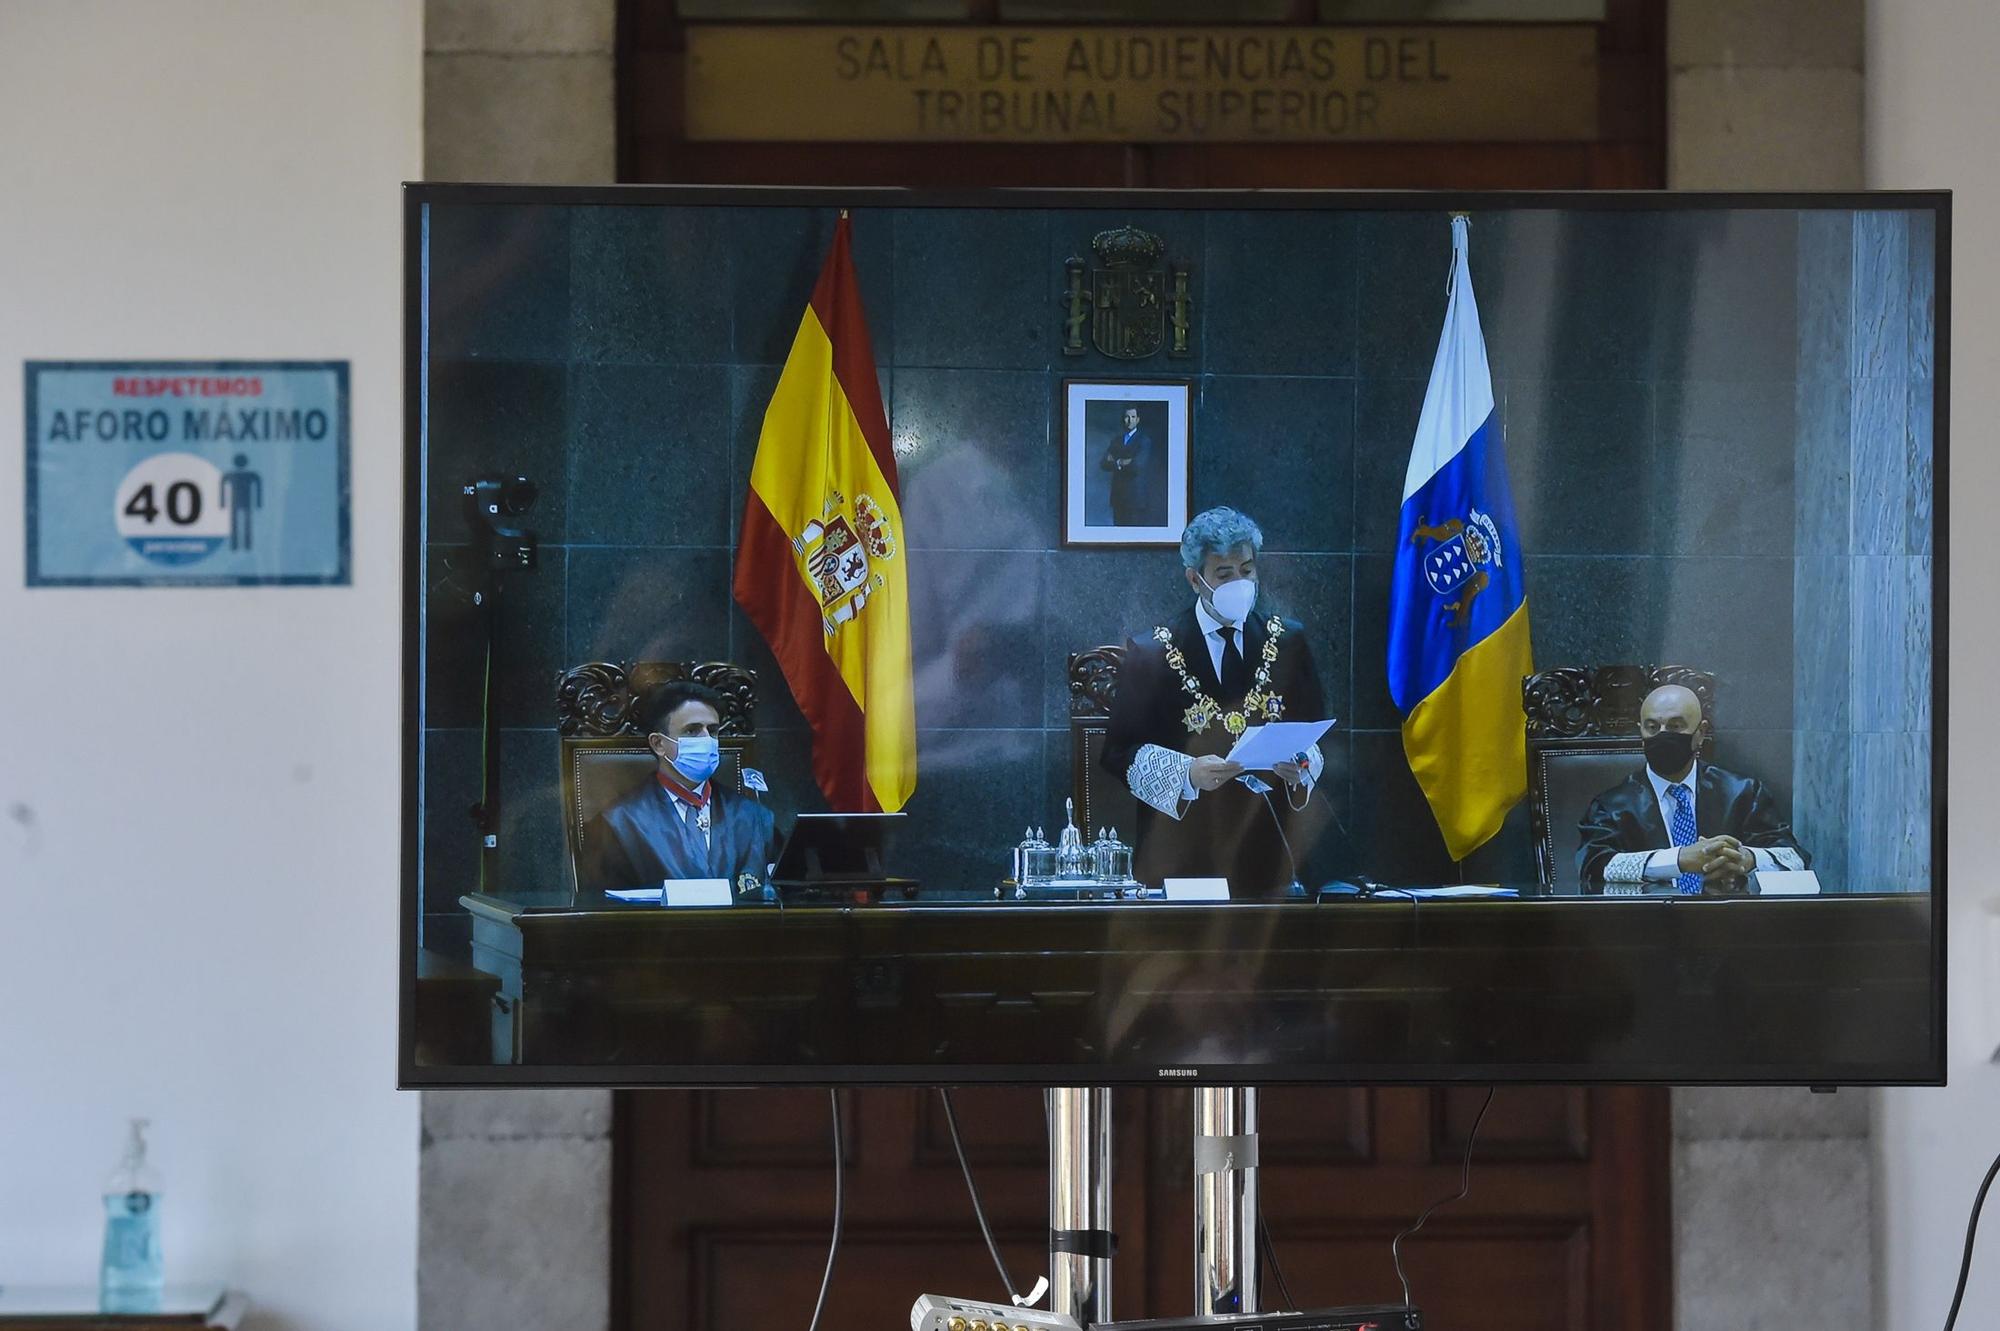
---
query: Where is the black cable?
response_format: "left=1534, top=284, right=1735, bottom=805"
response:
left=939, top=1088, right=1022, bottom=1304
left=1391, top=1086, right=1496, bottom=1308
left=806, top=1089, right=844, bottom=1331
left=1257, top=1213, right=1299, bottom=1313
left=1943, top=1142, right=2000, bottom=1330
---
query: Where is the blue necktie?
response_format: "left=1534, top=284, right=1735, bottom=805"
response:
left=1668, top=783, right=1701, bottom=894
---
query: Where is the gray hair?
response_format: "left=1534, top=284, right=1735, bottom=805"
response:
left=1179, top=506, right=1263, bottom=570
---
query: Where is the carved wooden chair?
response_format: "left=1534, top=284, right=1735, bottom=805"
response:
left=555, top=660, right=759, bottom=894
left=1068, top=644, right=1137, bottom=844
left=1523, top=665, right=1717, bottom=895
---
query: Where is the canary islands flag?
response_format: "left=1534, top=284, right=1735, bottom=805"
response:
left=1387, top=216, right=1533, bottom=860
left=734, top=214, right=916, bottom=812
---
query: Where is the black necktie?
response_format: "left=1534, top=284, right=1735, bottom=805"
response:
left=1219, top=626, right=1248, bottom=699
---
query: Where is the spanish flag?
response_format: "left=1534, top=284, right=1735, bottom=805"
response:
left=734, top=214, right=916, bottom=812
left=1387, top=216, right=1533, bottom=860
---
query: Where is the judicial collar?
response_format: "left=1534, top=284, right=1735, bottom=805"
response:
left=656, top=768, right=711, bottom=810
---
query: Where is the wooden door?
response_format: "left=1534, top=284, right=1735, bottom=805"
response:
left=615, top=1086, right=1669, bottom=1329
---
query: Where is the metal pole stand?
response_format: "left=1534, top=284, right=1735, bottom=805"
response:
left=1193, top=1087, right=1259, bottom=1315
left=1049, top=1087, right=1114, bottom=1326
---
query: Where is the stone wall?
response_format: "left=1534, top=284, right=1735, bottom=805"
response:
left=415, top=4, right=1879, bottom=1330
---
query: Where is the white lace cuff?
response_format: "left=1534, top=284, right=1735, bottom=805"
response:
left=1602, top=851, right=1651, bottom=884
left=1127, top=744, right=1194, bottom=820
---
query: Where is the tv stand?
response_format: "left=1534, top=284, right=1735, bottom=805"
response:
left=1044, top=1085, right=1262, bottom=1327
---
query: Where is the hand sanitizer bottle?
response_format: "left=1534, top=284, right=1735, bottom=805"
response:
left=100, top=1118, right=164, bottom=1312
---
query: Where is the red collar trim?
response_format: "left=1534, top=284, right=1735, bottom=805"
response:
left=656, top=770, right=711, bottom=809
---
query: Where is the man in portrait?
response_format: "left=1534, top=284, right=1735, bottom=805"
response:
left=1099, top=404, right=1165, bottom=527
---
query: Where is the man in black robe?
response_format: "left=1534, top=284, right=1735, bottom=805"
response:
left=578, top=680, right=776, bottom=897
left=1102, top=506, right=1330, bottom=897
left=1576, top=683, right=1809, bottom=894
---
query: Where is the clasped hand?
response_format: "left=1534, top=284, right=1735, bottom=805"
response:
left=1677, top=834, right=1756, bottom=889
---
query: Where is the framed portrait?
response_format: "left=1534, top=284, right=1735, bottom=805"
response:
left=1062, top=379, right=1191, bottom=548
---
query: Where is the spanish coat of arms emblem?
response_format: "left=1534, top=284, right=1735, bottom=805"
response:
left=794, top=489, right=896, bottom=637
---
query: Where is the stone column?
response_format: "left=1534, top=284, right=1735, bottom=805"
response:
left=419, top=1090, right=613, bottom=1331
left=1669, top=0, right=1863, bottom=190
left=419, top=5, right=617, bottom=1329
left=425, top=0, right=615, bottom=183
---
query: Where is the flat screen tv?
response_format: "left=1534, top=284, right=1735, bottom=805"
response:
left=400, top=185, right=1946, bottom=1089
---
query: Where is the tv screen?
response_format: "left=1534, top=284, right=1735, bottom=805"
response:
left=401, top=185, right=1945, bottom=1088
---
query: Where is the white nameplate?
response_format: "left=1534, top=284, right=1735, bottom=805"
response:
left=1753, top=869, right=1822, bottom=897
left=1164, top=877, right=1230, bottom=902
left=663, top=878, right=734, bottom=908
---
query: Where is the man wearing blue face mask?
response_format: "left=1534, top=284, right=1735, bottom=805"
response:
left=1102, top=506, right=1332, bottom=897
left=577, top=680, right=776, bottom=896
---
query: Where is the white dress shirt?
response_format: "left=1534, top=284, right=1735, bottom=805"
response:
left=1638, top=760, right=1785, bottom=879
left=1173, top=597, right=1323, bottom=807
left=662, top=781, right=712, bottom=849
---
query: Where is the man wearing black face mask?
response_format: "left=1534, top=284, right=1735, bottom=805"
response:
left=576, top=680, right=777, bottom=897
left=1575, top=684, right=1809, bottom=894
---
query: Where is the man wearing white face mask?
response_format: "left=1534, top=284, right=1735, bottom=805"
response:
left=577, top=680, right=776, bottom=895
left=1102, top=506, right=1331, bottom=897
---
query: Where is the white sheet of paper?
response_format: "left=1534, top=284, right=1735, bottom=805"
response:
left=1223, top=718, right=1336, bottom=771
left=1164, top=877, right=1230, bottom=901
left=1753, top=869, right=1822, bottom=897
left=606, top=887, right=663, bottom=903
left=662, top=878, right=733, bottom=908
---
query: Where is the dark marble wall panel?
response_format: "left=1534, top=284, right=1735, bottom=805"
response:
left=1505, top=379, right=1655, bottom=556
left=908, top=548, right=1045, bottom=731
left=893, top=368, right=1056, bottom=550
left=1655, top=210, right=1798, bottom=383
left=1352, top=377, right=1430, bottom=554
left=1652, top=556, right=1794, bottom=729
left=565, top=546, right=732, bottom=666
left=1654, top=380, right=1795, bottom=557
left=570, top=206, right=732, bottom=366
left=424, top=543, right=567, bottom=731
left=422, top=728, right=482, bottom=912
left=1203, top=210, right=1357, bottom=377
left=896, top=728, right=1046, bottom=893
left=728, top=207, right=895, bottom=366
left=567, top=362, right=732, bottom=547
left=1355, top=210, right=1519, bottom=381
left=1714, top=728, right=1796, bottom=812
left=1193, top=375, right=1355, bottom=554
left=425, top=359, right=569, bottom=545
left=425, top=204, right=572, bottom=363
left=890, top=207, right=1051, bottom=370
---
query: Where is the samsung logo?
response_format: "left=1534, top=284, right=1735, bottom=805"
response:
left=1157, top=1068, right=1199, bottom=1078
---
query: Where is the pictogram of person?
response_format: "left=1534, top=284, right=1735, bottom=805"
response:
left=219, top=454, right=262, bottom=551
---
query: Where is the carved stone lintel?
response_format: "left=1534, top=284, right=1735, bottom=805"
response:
left=1068, top=644, right=1126, bottom=719
left=556, top=660, right=760, bottom=737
